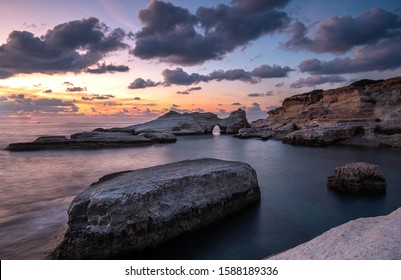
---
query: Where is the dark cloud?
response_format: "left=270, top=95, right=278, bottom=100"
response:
left=290, top=75, right=347, bottom=88
left=275, top=82, right=284, bottom=87
left=208, top=69, right=257, bottom=83
left=63, top=81, right=74, bottom=87
left=135, top=64, right=292, bottom=88
left=248, top=91, right=274, bottom=97
left=43, top=89, right=52, bottom=93
left=85, top=63, right=130, bottom=74
left=299, top=35, right=401, bottom=74
left=132, top=0, right=291, bottom=65
left=128, top=78, right=160, bottom=89
left=248, top=102, right=262, bottom=111
left=1, top=94, right=79, bottom=114
left=231, top=102, right=241, bottom=106
left=250, top=64, right=293, bottom=78
left=162, top=68, right=206, bottom=85
left=66, top=86, right=87, bottom=92
left=134, top=97, right=141, bottom=100
left=285, top=8, right=401, bottom=54
left=0, top=17, right=128, bottom=78
left=176, top=86, right=203, bottom=95
left=188, top=86, right=202, bottom=91
left=81, top=94, right=115, bottom=100
left=103, top=101, right=122, bottom=106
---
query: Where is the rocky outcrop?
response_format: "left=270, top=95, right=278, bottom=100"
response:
left=327, top=162, right=387, bottom=193
left=237, top=77, right=401, bottom=148
left=52, top=158, right=260, bottom=259
left=6, top=131, right=176, bottom=151
left=107, top=109, right=250, bottom=135
left=267, top=207, right=401, bottom=259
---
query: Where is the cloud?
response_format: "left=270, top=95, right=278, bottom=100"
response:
left=134, top=97, right=141, bottom=100
left=248, top=102, right=262, bottom=112
left=103, top=101, right=122, bottom=106
left=290, top=75, right=347, bottom=88
left=85, top=63, right=130, bottom=74
left=43, top=89, right=52, bottom=93
left=248, top=91, right=274, bottom=97
left=231, top=102, right=241, bottom=106
left=128, top=78, right=160, bottom=89
left=1, top=94, right=79, bottom=115
left=250, top=64, right=293, bottom=78
left=132, top=64, right=292, bottom=88
left=299, top=35, right=401, bottom=74
left=81, top=94, right=115, bottom=100
left=177, top=87, right=202, bottom=94
left=162, top=67, right=206, bottom=85
left=0, top=17, right=128, bottom=78
left=285, top=8, right=401, bottom=54
left=131, top=0, right=290, bottom=65
left=66, top=86, right=87, bottom=92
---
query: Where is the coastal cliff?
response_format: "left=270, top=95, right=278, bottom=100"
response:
left=237, top=77, right=401, bottom=148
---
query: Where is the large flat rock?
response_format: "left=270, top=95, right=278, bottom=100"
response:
left=52, top=158, right=260, bottom=259
left=267, top=208, right=401, bottom=260
left=6, top=131, right=176, bottom=151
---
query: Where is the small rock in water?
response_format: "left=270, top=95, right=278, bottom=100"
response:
left=327, top=162, right=386, bottom=193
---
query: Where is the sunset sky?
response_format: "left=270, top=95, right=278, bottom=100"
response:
left=1, top=0, right=400, bottom=122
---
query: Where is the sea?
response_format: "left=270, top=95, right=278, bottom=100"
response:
left=1, top=120, right=401, bottom=260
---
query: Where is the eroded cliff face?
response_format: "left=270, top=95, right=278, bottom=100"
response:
left=237, top=77, right=401, bottom=148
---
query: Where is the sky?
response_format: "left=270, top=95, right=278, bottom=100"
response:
left=0, top=0, right=400, bottom=122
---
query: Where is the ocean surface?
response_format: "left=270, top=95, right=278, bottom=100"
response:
left=1, top=121, right=401, bottom=260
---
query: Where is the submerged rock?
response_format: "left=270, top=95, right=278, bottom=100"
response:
left=52, top=158, right=260, bottom=259
left=267, top=207, right=401, bottom=259
left=327, top=162, right=387, bottom=193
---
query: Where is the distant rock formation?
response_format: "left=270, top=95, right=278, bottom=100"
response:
left=236, top=77, right=401, bottom=148
left=327, top=162, right=387, bottom=193
left=6, top=131, right=176, bottom=151
left=51, top=158, right=260, bottom=259
left=267, top=207, right=401, bottom=259
left=107, top=108, right=250, bottom=135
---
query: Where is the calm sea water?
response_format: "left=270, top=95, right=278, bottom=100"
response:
left=1, top=121, right=401, bottom=260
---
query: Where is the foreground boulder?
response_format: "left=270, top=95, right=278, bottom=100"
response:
left=52, top=158, right=260, bottom=259
left=327, top=162, right=387, bottom=193
left=267, top=207, right=401, bottom=259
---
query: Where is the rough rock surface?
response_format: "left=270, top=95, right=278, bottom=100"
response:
left=6, top=131, right=176, bottom=151
left=107, top=109, right=250, bottom=135
left=327, top=162, right=387, bottom=193
left=237, top=77, right=401, bottom=147
left=52, top=158, right=260, bottom=259
left=267, top=207, right=401, bottom=259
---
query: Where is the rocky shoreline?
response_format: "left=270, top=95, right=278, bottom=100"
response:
left=236, top=77, right=401, bottom=148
